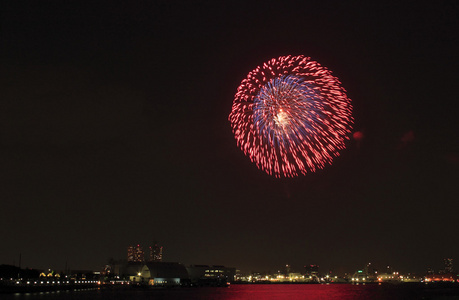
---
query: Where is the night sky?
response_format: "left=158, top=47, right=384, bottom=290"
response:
left=1, top=1, right=458, bottom=275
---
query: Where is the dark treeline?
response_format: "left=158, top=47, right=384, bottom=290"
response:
left=0, top=264, right=40, bottom=279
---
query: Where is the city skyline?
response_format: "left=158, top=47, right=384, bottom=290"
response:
left=1, top=253, right=455, bottom=280
left=3, top=243, right=456, bottom=277
left=1, top=1, right=458, bottom=274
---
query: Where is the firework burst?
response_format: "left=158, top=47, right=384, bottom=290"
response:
left=229, top=55, right=353, bottom=177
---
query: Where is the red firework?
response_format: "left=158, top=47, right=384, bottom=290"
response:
left=229, top=55, right=353, bottom=177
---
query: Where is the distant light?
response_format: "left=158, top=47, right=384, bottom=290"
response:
left=353, top=131, right=364, bottom=141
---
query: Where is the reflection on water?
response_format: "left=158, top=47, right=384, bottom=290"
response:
left=5, top=283, right=459, bottom=300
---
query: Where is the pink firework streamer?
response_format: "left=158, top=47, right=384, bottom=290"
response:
left=229, top=55, right=353, bottom=177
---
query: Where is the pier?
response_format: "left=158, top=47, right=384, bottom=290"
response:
left=0, top=278, right=99, bottom=293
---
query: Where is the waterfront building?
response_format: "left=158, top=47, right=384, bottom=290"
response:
left=186, top=265, right=236, bottom=285
left=124, top=262, right=144, bottom=279
left=304, top=265, right=319, bottom=282
left=288, top=272, right=303, bottom=282
left=133, top=262, right=189, bottom=286
left=375, top=271, right=400, bottom=283
left=351, top=270, right=368, bottom=282
left=425, top=273, right=457, bottom=282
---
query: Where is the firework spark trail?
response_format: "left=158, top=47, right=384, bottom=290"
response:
left=229, top=55, right=353, bottom=177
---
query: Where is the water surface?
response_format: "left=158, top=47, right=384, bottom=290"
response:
left=4, top=283, right=459, bottom=300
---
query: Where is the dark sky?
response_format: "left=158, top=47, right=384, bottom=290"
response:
left=1, top=1, right=458, bottom=275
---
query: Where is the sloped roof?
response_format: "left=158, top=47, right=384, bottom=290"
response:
left=144, top=262, right=189, bottom=279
